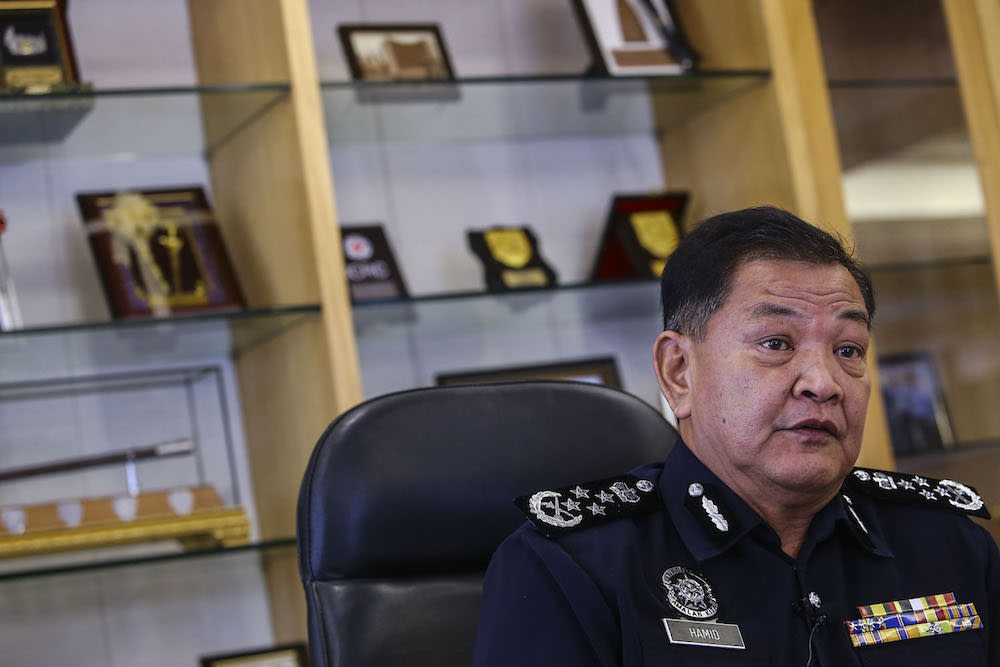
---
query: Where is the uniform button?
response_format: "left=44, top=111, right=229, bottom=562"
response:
left=808, top=592, right=822, bottom=608
left=688, top=483, right=704, bottom=497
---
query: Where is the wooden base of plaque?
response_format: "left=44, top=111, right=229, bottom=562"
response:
left=0, top=486, right=249, bottom=558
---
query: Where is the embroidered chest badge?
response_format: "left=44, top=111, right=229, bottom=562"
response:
left=846, top=592, right=983, bottom=647
left=660, top=566, right=745, bottom=650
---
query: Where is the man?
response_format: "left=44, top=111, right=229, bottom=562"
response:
left=474, top=206, right=998, bottom=666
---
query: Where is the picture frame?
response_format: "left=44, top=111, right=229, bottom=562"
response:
left=0, top=0, right=82, bottom=91
left=338, top=23, right=456, bottom=82
left=878, top=352, right=954, bottom=457
left=436, top=356, right=622, bottom=389
left=571, top=0, right=698, bottom=76
left=199, top=643, right=307, bottom=667
left=76, top=186, right=245, bottom=319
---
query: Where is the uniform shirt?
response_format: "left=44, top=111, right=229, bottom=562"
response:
left=474, top=440, right=1000, bottom=666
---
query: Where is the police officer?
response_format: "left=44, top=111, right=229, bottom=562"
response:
left=474, top=206, right=999, bottom=666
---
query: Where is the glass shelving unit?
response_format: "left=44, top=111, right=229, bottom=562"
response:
left=0, top=305, right=320, bottom=382
left=321, top=70, right=769, bottom=143
left=0, top=536, right=295, bottom=583
left=0, top=83, right=290, bottom=161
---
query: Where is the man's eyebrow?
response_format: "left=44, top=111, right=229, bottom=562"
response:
left=748, top=302, right=871, bottom=327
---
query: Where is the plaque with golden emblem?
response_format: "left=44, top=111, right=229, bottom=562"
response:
left=76, top=186, right=245, bottom=319
left=0, top=0, right=84, bottom=93
left=591, top=192, right=687, bottom=281
left=468, top=225, right=558, bottom=291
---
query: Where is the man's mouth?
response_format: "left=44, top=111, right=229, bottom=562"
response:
left=785, top=419, right=839, bottom=437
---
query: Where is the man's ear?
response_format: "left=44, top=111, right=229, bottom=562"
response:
left=653, top=330, right=693, bottom=420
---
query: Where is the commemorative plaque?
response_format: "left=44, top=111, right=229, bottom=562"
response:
left=76, top=186, right=245, bottom=319
left=591, top=192, right=687, bottom=280
left=468, top=225, right=558, bottom=291
left=0, top=0, right=83, bottom=92
left=340, top=224, right=409, bottom=302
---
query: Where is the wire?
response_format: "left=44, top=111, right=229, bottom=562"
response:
left=804, top=615, right=827, bottom=667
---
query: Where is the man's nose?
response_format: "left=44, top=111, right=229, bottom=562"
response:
left=792, top=349, right=843, bottom=402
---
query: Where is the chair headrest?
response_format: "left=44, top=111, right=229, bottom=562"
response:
left=297, top=381, right=676, bottom=581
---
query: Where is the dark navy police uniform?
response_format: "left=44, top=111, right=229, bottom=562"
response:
left=474, top=440, right=1000, bottom=666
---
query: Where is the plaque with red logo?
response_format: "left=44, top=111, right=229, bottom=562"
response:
left=76, top=186, right=245, bottom=319
left=590, top=191, right=687, bottom=281
left=340, top=224, right=409, bottom=302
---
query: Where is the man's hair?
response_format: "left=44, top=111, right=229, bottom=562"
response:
left=660, top=206, right=875, bottom=339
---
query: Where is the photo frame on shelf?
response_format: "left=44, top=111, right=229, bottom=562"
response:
left=571, top=0, right=698, bottom=76
left=199, top=643, right=307, bottom=667
left=878, top=352, right=954, bottom=457
left=76, top=186, right=245, bottom=320
left=436, top=356, right=622, bottom=389
left=338, top=23, right=456, bottom=82
left=0, top=0, right=84, bottom=92
left=591, top=191, right=687, bottom=281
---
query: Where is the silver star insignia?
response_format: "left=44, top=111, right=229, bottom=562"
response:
left=913, top=475, right=930, bottom=487
left=848, top=620, right=860, bottom=632
left=900, top=480, right=915, bottom=490
left=597, top=490, right=614, bottom=503
left=919, top=490, right=936, bottom=500
left=587, top=502, right=606, bottom=516
left=570, top=485, right=589, bottom=499
left=563, top=498, right=581, bottom=512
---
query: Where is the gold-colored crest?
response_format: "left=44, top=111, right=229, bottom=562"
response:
left=484, top=228, right=533, bottom=268
left=630, top=210, right=680, bottom=258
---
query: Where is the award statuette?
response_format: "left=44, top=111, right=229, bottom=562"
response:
left=0, top=0, right=84, bottom=92
left=468, top=226, right=558, bottom=291
left=341, top=224, right=409, bottom=302
left=591, top=192, right=687, bottom=280
left=76, top=186, right=245, bottom=319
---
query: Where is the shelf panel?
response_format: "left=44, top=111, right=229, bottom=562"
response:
left=0, top=84, right=289, bottom=163
left=322, top=71, right=769, bottom=144
left=0, top=305, right=320, bottom=382
left=0, top=536, right=295, bottom=582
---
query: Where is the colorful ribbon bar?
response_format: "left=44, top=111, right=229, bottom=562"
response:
left=846, top=603, right=978, bottom=635
left=856, top=592, right=955, bottom=618
left=849, top=616, right=982, bottom=647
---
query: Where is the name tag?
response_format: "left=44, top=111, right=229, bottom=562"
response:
left=663, top=618, right=746, bottom=649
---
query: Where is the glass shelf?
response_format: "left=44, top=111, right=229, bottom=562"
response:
left=0, top=83, right=289, bottom=163
left=322, top=70, right=769, bottom=144
left=0, top=536, right=295, bottom=583
left=0, top=305, right=320, bottom=382
left=352, top=278, right=660, bottom=337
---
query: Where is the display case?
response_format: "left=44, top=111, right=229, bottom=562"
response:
left=814, top=0, right=1000, bottom=518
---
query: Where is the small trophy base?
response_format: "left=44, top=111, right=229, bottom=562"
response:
left=0, top=486, right=249, bottom=559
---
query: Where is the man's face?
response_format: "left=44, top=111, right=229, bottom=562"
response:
left=657, top=259, right=871, bottom=503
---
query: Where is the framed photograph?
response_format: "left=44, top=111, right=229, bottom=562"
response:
left=571, top=0, right=698, bottom=76
left=76, top=186, right=245, bottom=319
left=436, top=356, right=622, bottom=389
left=0, top=0, right=82, bottom=91
left=338, top=23, right=455, bottom=82
left=200, top=643, right=307, bottom=667
left=879, top=352, right=954, bottom=457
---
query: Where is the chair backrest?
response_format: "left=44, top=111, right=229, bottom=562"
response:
left=297, top=381, right=677, bottom=667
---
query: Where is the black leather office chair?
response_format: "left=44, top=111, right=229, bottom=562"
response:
left=296, top=381, right=677, bottom=667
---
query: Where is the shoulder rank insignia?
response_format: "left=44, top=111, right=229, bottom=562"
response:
left=514, top=474, right=661, bottom=537
left=847, top=467, right=991, bottom=519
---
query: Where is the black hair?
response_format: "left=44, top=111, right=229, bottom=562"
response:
left=660, top=206, right=874, bottom=339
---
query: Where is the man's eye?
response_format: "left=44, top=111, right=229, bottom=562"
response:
left=837, top=345, right=863, bottom=359
left=762, top=339, right=790, bottom=351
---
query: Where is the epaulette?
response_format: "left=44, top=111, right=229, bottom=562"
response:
left=514, top=473, right=662, bottom=537
left=846, top=467, right=992, bottom=519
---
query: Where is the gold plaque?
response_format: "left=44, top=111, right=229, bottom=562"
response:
left=484, top=228, right=533, bottom=269
left=0, top=1, right=83, bottom=93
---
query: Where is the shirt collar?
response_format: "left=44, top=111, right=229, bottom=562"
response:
left=659, top=439, right=894, bottom=561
